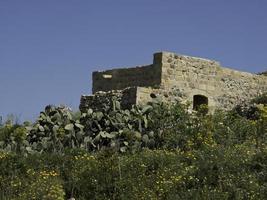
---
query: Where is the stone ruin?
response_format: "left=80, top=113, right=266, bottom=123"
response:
left=80, top=51, right=267, bottom=112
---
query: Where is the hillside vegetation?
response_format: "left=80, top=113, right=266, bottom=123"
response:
left=0, top=94, right=267, bottom=200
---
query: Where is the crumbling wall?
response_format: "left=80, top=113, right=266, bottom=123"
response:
left=80, top=91, right=122, bottom=113
left=92, top=64, right=161, bottom=93
left=215, top=68, right=267, bottom=109
left=80, top=87, right=138, bottom=112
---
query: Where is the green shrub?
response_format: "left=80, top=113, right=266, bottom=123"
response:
left=251, top=93, right=267, bottom=105
left=1, top=94, right=267, bottom=199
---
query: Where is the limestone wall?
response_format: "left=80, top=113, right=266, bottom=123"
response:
left=215, top=67, right=267, bottom=109
left=80, top=91, right=122, bottom=112
left=92, top=64, right=161, bottom=93
left=80, top=88, right=138, bottom=112
left=156, top=52, right=267, bottom=110
left=80, top=51, right=267, bottom=113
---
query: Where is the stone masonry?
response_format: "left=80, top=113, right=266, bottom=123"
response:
left=80, top=52, right=267, bottom=112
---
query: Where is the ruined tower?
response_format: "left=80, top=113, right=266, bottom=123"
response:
left=80, top=52, right=267, bottom=112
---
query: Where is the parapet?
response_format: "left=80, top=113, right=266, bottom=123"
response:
left=92, top=64, right=161, bottom=93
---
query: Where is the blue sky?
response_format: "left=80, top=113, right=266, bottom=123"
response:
left=1, top=0, right=267, bottom=122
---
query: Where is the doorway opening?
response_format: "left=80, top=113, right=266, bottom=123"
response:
left=193, top=95, right=208, bottom=111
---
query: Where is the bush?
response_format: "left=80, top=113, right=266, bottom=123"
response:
left=1, top=94, right=267, bottom=199
left=1, top=146, right=267, bottom=199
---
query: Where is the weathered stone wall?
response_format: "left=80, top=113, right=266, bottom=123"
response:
left=80, top=88, right=138, bottom=112
left=156, top=52, right=267, bottom=111
left=92, top=64, right=161, bottom=93
left=215, top=68, right=267, bottom=109
left=80, top=91, right=122, bottom=113
left=80, top=51, right=267, bottom=112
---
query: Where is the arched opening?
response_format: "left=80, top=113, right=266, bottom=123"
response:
left=150, top=93, right=157, bottom=98
left=193, top=95, right=208, bottom=111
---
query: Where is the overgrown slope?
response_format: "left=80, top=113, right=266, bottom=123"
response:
left=0, top=94, right=267, bottom=199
